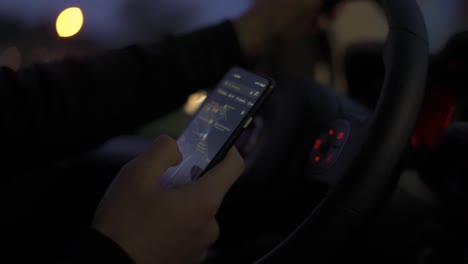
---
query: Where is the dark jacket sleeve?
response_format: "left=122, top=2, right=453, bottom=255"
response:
left=60, top=228, right=134, bottom=264
left=0, top=21, right=246, bottom=176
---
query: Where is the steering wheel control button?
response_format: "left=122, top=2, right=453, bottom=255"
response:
left=309, top=119, right=351, bottom=172
left=325, top=147, right=341, bottom=165
left=336, top=132, right=345, bottom=140
left=313, top=139, right=322, bottom=150
left=243, top=116, right=254, bottom=128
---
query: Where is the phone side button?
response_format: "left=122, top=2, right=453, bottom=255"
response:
left=243, top=117, right=254, bottom=128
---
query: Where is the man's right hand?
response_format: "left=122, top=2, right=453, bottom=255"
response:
left=92, top=135, right=245, bottom=264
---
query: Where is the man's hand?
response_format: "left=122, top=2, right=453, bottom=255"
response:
left=92, top=135, right=244, bottom=264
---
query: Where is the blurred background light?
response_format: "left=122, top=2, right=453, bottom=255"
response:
left=56, top=7, right=84, bottom=38
left=184, top=90, right=208, bottom=115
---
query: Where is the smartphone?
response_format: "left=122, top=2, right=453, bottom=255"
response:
left=160, top=67, right=275, bottom=188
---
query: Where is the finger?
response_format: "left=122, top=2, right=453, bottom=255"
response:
left=203, top=219, right=220, bottom=248
left=190, top=220, right=219, bottom=263
left=187, top=147, right=244, bottom=205
left=189, top=250, right=208, bottom=264
left=124, top=135, right=182, bottom=184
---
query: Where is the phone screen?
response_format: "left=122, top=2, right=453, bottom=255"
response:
left=160, top=67, right=272, bottom=188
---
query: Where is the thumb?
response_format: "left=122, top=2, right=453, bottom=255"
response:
left=187, top=148, right=245, bottom=204
left=123, top=135, right=182, bottom=186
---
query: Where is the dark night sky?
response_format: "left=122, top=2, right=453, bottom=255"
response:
left=0, top=0, right=251, bottom=46
left=0, top=0, right=465, bottom=50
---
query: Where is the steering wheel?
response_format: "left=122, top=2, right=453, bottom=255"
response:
left=219, top=0, right=429, bottom=263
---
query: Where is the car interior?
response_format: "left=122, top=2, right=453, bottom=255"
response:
left=1, top=0, right=466, bottom=263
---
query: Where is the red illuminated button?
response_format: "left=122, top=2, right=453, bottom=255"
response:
left=337, top=132, right=345, bottom=140
left=328, top=129, right=335, bottom=136
left=313, top=139, right=322, bottom=150
left=314, top=155, right=321, bottom=163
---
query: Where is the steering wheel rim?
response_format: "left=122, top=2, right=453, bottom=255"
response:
left=250, top=0, right=429, bottom=262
